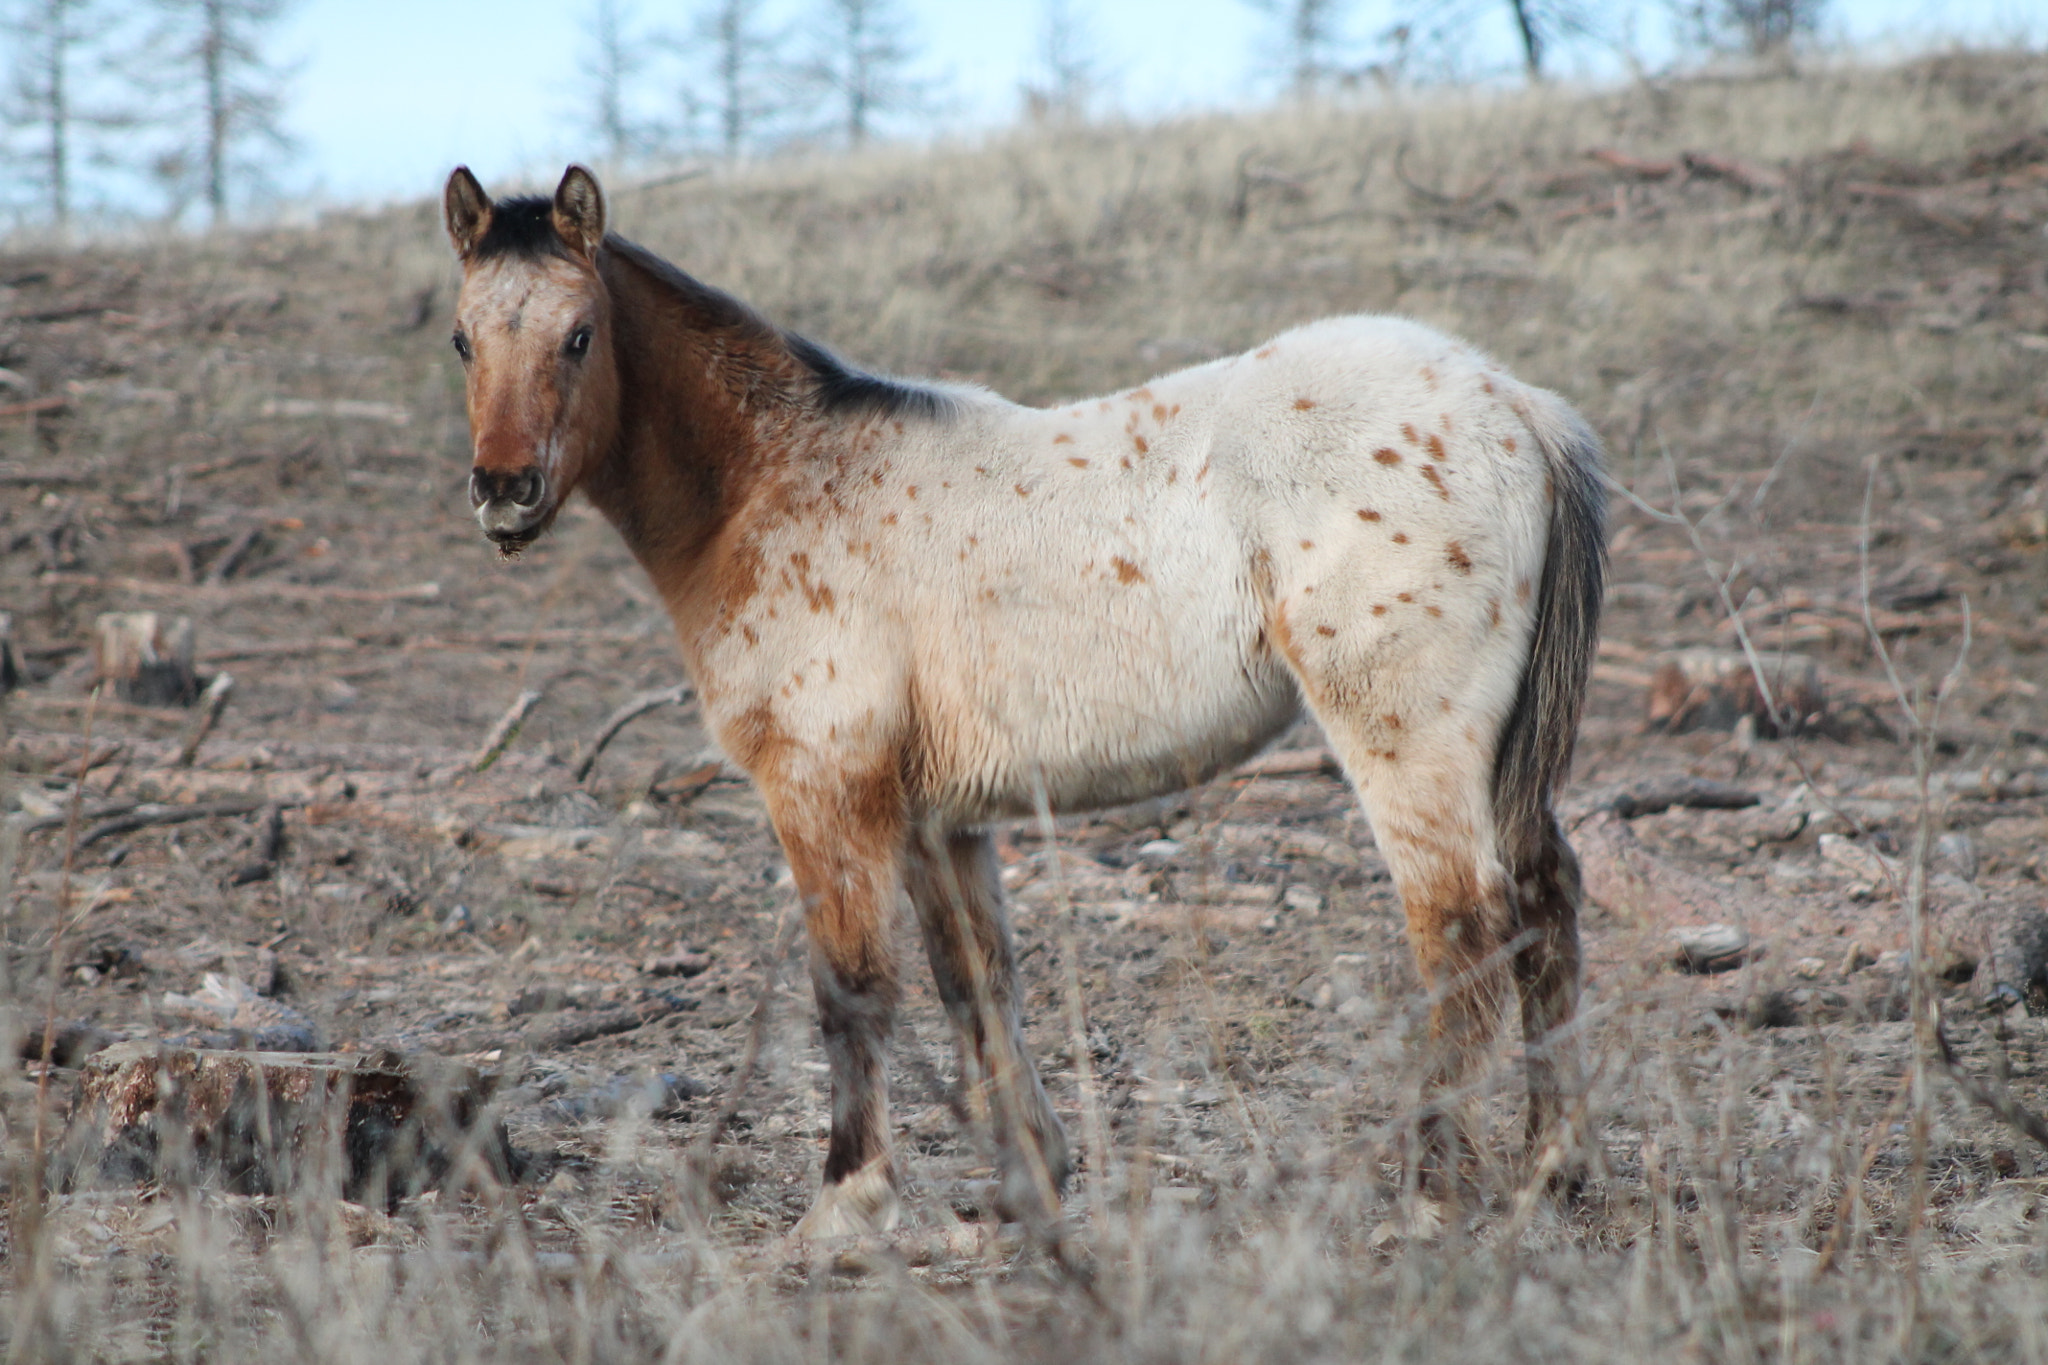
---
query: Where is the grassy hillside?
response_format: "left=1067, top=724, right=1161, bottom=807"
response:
left=4, top=50, right=2048, bottom=1364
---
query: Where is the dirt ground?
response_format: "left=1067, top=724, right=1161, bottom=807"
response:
left=3, top=52, right=2048, bottom=1364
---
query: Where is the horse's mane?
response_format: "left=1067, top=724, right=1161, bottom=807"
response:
left=602, top=234, right=955, bottom=423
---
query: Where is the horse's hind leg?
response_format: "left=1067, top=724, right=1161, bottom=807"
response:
left=1318, top=716, right=1513, bottom=1187
left=904, top=825, right=1070, bottom=1225
left=1509, top=813, right=1585, bottom=1162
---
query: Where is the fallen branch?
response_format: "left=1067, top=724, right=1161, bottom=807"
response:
left=471, top=689, right=543, bottom=772
left=199, top=636, right=359, bottom=662
left=1597, top=776, right=1759, bottom=821
left=1586, top=147, right=1679, bottom=179
left=1680, top=150, right=1786, bottom=193
left=1933, top=1010, right=2048, bottom=1153
left=522, top=994, right=694, bottom=1051
left=204, top=526, right=263, bottom=585
left=77, top=796, right=270, bottom=849
left=0, top=459, right=93, bottom=484
left=0, top=395, right=70, bottom=420
left=574, top=682, right=695, bottom=782
left=37, top=573, right=441, bottom=604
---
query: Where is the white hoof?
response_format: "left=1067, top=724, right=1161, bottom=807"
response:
left=791, top=1157, right=901, bottom=1240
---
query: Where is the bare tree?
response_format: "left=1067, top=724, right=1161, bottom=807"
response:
left=145, top=0, right=298, bottom=225
left=1020, top=0, right=1102, bottom=124
left=805, top=0, right=928, bottom=149
left=0, top=0, right=134, bottom=231
left=1671, top=0, right=1826, bottom=57
left=1242, top=0, right=1353, bottom=99
left=686, top=0, right=790, bottom=161
left=579, top=0, right=656, bottom=167
left=1392, top=0, right=1598, bottom=81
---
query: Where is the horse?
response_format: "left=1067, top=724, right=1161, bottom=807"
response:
left=443, top=163, right=1606, bottom=1238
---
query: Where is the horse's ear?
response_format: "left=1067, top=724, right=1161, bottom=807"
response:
left=552, top=165, right=606, bottom=259
left=444, top=166, right=492, bottom=259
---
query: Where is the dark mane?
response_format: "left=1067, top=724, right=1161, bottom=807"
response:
left=783, top=333, right=956, bottom=422
left=601, top=236, right=954, bottom=423
left=475, top=195, right=572, bottom=260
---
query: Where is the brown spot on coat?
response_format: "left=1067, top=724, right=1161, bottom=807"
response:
left=1357, top=508, right=1381, bottom=521
left=1396, top=592, right=1414, bottom=603
left=1424, top=604, right=1442, bottom=617
left=1300, top=539, right=1314, bottom=550
left=1444, top=541, right=1473, bottom=573
left=1383, top=712, right=1403, bottom=730
left=1152, top=403, right=1168, bottom=421
left=1516, top=577, right=1532, bottom=603
left=1502, top=436, right=1518, bottom=454
left=1391, top=532, right=1409, bottom=545
left=1424, top=432, right=1446, bottom=461
left=906, top=485, right=919, bottom=499
left=1053, top=433, right=1073, bottom=444
left=1294, top=397, right=1317, bottom=410
left=1255, top=346, right=1275, bottom=359
left=1068, top=457, right=1089, bottom=468
left=1133, top=435, right=1149, bottom=454
left=1014, top=483, right=1030, bottom=497
left=1374, top=448, right=1402, bottom=466
left=1419, top=464, right=1451, bottom=500
left=1111, top=556, right=1147, bottom=585
left=1371, top=603, right=1387, bottom=616
left=1401, top=423, right=1419, bottom=444
left=1487, top=598, right=1501, bottom=628
left=1316, top=624, right=1336, bottom=637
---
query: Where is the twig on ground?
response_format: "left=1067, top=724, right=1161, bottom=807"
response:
left=1931, top=1006, right=2048, bottom=1153
left=573, top=682, right=695, bottom=783
left=203, top=526, right=262, bottom=584
left=471, top=689, right=544, bottom=772
left=174, top=671, right=235, bottom=766
left=521, top=994, right=694, bottom=1052
left=35, top=573, right=441, bottom=604
left=683, top=907, right=801, bottom=1219
left=77, top=796, right=271, bottom=849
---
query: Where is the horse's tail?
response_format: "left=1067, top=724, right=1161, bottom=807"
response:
left=1492, top=393, right=1607, bottom=866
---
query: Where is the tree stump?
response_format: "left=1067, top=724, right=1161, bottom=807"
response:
left=54, top=1043, right=518, bottom=1207
left=1647, top=649, right=1824, bottom=735
left=92, top=612, right=198, bottom=706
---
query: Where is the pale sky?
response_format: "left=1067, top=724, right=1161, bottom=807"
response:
left=86, top=0, right=2048, bottom=211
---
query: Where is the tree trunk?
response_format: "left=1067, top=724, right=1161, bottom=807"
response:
left=1509, top=0, right=1544, bottom=79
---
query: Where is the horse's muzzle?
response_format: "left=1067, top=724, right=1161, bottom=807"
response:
left=470, top=465, right=548, bottom=546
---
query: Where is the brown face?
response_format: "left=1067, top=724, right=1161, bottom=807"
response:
left=444, top=165, right=618, bottom=555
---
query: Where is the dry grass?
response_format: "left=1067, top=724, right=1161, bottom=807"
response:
left=5, top=50, right=2048, bottom=1363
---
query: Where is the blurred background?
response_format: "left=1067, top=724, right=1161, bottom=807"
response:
left=1, top=0, right=2041, bottom=233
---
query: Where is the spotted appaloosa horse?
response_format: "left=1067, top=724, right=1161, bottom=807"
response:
left=444, top=164, right=1606, bottom=1237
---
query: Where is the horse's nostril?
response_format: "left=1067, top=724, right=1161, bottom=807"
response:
left=470, top=465, right=546, bottom=509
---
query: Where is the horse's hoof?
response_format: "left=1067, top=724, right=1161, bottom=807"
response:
left=791, top=1158, right=901, bottom=1240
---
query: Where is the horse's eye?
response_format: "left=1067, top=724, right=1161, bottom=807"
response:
left=451, top=332, right=472, bottom=363
left=565, top=326, right=593, bottom=360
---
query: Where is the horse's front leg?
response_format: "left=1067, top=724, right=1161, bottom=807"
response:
left=770, top=778, right=907, bottom=1239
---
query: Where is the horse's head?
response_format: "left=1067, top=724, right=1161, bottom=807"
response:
left=444, top=164, right=619, bottom=555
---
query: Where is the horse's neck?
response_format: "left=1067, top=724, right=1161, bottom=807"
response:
left=581, top=254, right=809, bottom=629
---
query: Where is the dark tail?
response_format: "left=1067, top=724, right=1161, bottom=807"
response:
left=1492, top=395, right=1607, bottom=866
